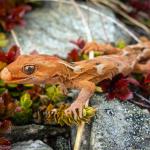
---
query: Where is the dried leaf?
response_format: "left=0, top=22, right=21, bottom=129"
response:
left=0, top=120, right=11, bottom=135
left=0, top=137, right=11, bottom=150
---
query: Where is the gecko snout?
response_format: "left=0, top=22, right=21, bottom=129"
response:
left=0, top=68, right=12, bottom=81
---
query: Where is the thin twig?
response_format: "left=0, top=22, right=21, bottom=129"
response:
left=92, top=0, right=110, bottom=43
left=70, top=0, right=94, bottom=59
left=74, top=122, right=85, bottom=150
left=10, top=30, right=23, bottom=52
left=70, top=0, right=92, bottom=42
left=95, top=0, right=150, bottom=34
left=49, top=0, right=141, bottom=43
left=134, top=93, right=150, bottom=105
left=81, top=2, right=141, bottom=43
left=109, top=0, right=132, bottom=13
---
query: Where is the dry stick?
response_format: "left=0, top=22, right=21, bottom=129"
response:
left=109, top=0, right=131, bottom=12
left=95, top=0, right=150, bottom=34
left=70, top=0, right=94, bottom=59
left=49, top=0, right=140, bottom=43
left=80, top=3, right=140, bottom=43
left=92, top=1, right=110, bottom=43
left=70, top=1, right=94, bottom=150
left=10, top=30, right=23, bottom=52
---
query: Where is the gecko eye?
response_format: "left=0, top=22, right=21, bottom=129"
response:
left=22, top=65, right=36, bottom=75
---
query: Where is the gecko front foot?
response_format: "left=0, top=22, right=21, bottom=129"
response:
left=65, top=101, right=85, bottom=120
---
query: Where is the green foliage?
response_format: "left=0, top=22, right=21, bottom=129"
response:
left=0, top=33, right=8, bottom=47
left=12, top=93, right=32, bottom=125
left=20, top=93, right=32, bottom=109
left=46, top=85, right=65, bottom=103
left=82, top=54, right=89, bottom=60
left=12, top=109, right=32, bottom=125
left=116, top=39, right=126, bottom=49
left=7, top=84, right=18, bottom=88
left=0, top=80, right=6, bottom=94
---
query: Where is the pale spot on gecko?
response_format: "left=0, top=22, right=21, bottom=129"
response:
left=95, top=64, right=106, bottom=74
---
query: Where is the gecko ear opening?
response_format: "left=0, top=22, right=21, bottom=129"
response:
left=22, top=65, right=36, bottom=75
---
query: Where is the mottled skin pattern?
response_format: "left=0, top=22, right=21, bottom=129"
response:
left=1, top=42, right=150, bottom=118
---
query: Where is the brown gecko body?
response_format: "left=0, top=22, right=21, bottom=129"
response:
left=1, top=42, right=150, bottom=117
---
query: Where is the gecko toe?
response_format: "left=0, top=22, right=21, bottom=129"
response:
left=79, top=108, right=83, bottom=118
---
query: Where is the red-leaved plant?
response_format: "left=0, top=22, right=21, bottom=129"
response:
left=100, top=74, right=140, bottom=101
left=67, top=38, right=86, bottom=62
left=0, top=0, right=32, bottom=31
left=0, top=45, right=20, bottom=65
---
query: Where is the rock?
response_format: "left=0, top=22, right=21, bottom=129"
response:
left=10, top=1, right=130, bottom=56
left=12, top=140, right=53, bottom=150
left=6, top=124, right=67, bottom=143
left=55, top=136, right=71, bottom=150
left=89, top=94, right=150, bottom=150
left=46, top=134, right=71, bottom=150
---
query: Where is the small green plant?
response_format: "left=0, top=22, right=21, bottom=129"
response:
left=46, top=85, right=66, bottom=103
left=45, top=104, right=96, bottom=126
left=116, top=39, right=126, bottom=49
left=0, top=33, right=8, bottom=47
left=12, top=93, right=33, bottom=125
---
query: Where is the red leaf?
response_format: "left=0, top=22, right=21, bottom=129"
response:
left=0, top=1, right=32, bottom=31
left=0, top=120, right=12, bottom=135
left=115, top=79, right=128, bottom=88
left=100, top=75, right=134, bottom=101
left=116, top=88, right=133, bottom=100
left=0, top=50, right=7, bottom=63
left=0, top=137, right=11, bottom=150
left=144, top=73, right=150, bottom=83
left=70, top=38, right=86, bottom=49
left=5, top=5, right=31, bottom=31
left=67, top=48, right=80, bottom=62
left=129, top=0, right=150, bottom=12
left=108, top=81, right=133, bottom=101
left=6, top=45, right=20, bottom=63
left=99, top=79, right=111, bottom=91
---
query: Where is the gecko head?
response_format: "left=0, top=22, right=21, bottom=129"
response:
left=0, top=54, right=61, bottom=84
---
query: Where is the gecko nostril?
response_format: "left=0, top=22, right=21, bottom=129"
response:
left=0, top=68, right=12, bottom=81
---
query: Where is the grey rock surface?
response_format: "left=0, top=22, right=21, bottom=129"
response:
left=12, top=140, right=53, bottom=150
left=6, top=124, right=67, bottom=143
left=11, top=1, right=129, bottom=57
left=55, top=136, right=71, bottom=150
left=89, top=94, right=150, bottom=150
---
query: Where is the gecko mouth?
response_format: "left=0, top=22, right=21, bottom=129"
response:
left=0, top=67, right=35, bottom=84
left=4, top=77, right=34, bottom=84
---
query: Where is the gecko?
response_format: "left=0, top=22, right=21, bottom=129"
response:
left=1, top=41, right=150, bottom=118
